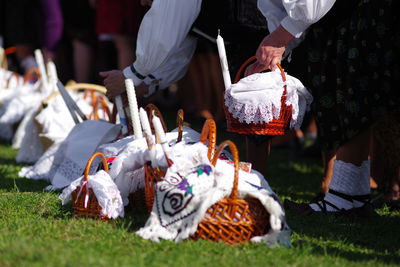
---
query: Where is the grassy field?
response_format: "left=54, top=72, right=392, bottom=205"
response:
left=0, top=107, right=399, bottom=266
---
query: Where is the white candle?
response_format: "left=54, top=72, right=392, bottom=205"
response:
left=46, top=61, right=58, bottom=93
left=114, top=95, right=128, bottom=135
left=34, top=49, right=49, bottom=93
left=139, top=107, right=157, bottom=165
left=216, top=30, right=231, bottom=90
left=152, top=113, right=172, bottom=165
left=125, top=78, right=142, bottom=139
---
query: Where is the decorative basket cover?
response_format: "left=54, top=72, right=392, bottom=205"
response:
left=224, top=57, right=312, bottom=135
left=136, top=140, right=291, bottom=247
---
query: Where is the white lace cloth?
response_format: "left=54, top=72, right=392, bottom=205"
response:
left=19, top=120, right=121, bottom=190
left=136, top=142, right=291, bottom=247
left=224, top=69, right=313, bottom=130
left=59, top=170, right=124, bottom=219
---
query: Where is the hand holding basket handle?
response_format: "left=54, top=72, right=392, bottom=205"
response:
left=225, top=56, right=292, bottom=136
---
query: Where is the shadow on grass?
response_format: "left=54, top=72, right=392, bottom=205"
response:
left=288, top=211, right=400, bottom=264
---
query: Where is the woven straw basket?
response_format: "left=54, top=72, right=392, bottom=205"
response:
left=143, top=117, right=217, bottom=214
left=224, top=56, right=292, bottom=136
left=71, top=152, right=110, bottom=221
left=191, top=140, right=270, bottom=245
left=129, top=104, right=183, bottom=213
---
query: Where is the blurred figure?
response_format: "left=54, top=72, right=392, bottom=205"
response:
left=59, top=0, right=96, bottom=83
left=3, top=0, right=63, bottom=73
left=94, top=0, right=149, bottom=70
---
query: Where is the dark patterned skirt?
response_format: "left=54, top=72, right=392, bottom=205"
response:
left=305, top=0, right=400, bottom=150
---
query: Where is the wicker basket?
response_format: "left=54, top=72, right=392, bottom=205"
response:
left=191, top=140, right=270, bottom=245
left=128, top=104, right=183, bottom=213
left=71, top=152, right=110, bottom=220
left=224, top=56, right=293, bottom=136
left=142, top=117, right=217, bottom=214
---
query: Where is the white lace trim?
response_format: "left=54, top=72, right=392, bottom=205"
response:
left=224, top=70, right=313, bottom=130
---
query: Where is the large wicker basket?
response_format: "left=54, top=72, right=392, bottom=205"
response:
left=224, top=56, right=293, bottom=136
left=71, top=152, right=110, bottom=220
left=191, top=140, right=270, bottom=245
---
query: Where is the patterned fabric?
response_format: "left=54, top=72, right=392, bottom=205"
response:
left=305, top=0, right=400, bottom=150
left=136, top=142, right=290, bottom=247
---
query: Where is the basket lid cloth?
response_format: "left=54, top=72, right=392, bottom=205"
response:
left=224, top=69, right=313, bottom=130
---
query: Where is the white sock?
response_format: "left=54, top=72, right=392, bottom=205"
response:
left=20, top=56, right=37, bottom=73
left=351, top=160, right=371, bottom=208
left=310, top=160, right=359, bottom=211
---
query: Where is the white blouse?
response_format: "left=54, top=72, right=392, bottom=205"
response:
left=123, top=0, right=202, bottom=94
left=258, top=0, right=336, bottom=38
left=123, top=0, right=336, bottom=94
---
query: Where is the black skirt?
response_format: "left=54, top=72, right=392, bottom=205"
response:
left=305, top=0, right=400, bottom=150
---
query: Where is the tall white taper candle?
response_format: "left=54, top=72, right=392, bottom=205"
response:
left=46, top=61, right=58, bottom=92
left=139, top=107, right=157, bottom=165
left=34, top=49, right=49, bottom=93
left=216, top=30, right=231, bottom=90
left=152, top=112, right=172, bottom=165
left=125, top=78, right=142, bottom=139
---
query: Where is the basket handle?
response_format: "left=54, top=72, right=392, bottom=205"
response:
left=144, top=104, right=168, bottom=137
left=200, top=119, right=217, bottom=160
left=83, top=152, right=109, bottom=183
left=211, top=140, right=239, bottom=200
left=234, top=56, right=287, bottom=86
left=176, top=109, right=184, bottom=143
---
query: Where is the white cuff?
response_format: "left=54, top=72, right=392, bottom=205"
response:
left=123, top=65, right=144, bottom=86
left=281, top=16, right=311, bottom=39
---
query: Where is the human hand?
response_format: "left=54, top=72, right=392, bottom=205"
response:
left=99, top=70, right=151, bottom=99
left=99, top=70, right=126, bottom=99
left=140, top=0, right=152, bottom=7
left=255, top=25, right=294, bottom=71
left=244, top=61, right=268, bottom=77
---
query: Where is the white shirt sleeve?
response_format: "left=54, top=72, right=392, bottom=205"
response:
left=123, top=0, right=202, bottom=90
left=258, top=0, right=336, bottom=38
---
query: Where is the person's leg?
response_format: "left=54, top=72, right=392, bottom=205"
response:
left=319, top=149, right=336, bottom=195
left=246, top=136, right=271, bottom=178
left=72, top=39, right=93, bottom=83
left=308, top=128, right=371, bottom=212
left=114, top=35, right=135, bottom=70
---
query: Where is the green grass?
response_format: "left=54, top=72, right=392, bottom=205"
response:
left=0, top=107, right=399, bottom=266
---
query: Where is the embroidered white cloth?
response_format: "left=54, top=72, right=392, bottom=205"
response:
left=136, top=142, right=291, bottom=247
left=224, top=69, right=313, bottom=130
left=59, top=170, right=124, bottom=219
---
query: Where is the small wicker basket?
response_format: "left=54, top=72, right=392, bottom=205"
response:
left=191, top=140, right=270, bottom=245
left=143, top=117, right=217, bottom=214
left=129, top=104, right=183, bottom=213
left=71, top=152, right=110, bottom=220
left=224, top=56, right=293, bottom=136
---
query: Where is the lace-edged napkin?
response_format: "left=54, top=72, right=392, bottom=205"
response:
left=224, top=69, right=313, bottom=130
